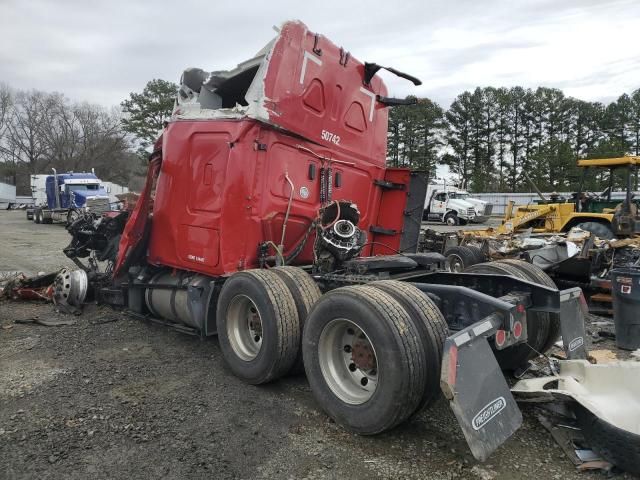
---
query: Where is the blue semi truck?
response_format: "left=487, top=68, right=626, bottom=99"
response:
left=31, top=169, right=111, bottom=224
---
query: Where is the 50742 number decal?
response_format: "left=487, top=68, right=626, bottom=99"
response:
left=321, top=130, right=340, bottom=145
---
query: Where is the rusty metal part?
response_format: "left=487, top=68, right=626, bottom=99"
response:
left=0, top=271, right=58, bottom=301
left=351, top=340, right=376, bottom=371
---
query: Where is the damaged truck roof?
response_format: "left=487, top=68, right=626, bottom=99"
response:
left=172, top=20, right=390, bottom=165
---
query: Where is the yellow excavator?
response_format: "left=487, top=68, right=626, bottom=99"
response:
left=495, top=156, right=639, bottom=239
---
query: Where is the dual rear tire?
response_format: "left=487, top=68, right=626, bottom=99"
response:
left=303, top=283, right=447, bottom=434
left=216, top=268, right=448, bottom=434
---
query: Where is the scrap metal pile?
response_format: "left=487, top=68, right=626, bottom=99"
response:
left=421, top=226, right=640, bottom=303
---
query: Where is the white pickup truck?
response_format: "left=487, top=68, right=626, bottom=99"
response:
left=423, top=184, right=492, bottom=225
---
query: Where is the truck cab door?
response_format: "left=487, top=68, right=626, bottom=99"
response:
left=431, top=193, right=447, bottom=215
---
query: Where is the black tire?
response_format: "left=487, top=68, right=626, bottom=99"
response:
left=42, top=212, right=53, bottom=224
left=216, top=269, right=300, bottom=384
left=574, top=403, right=640, bottom=474
left=303, top=285, right=426, bottom=434
left=34, top=209, right=42, bottom=224
left=271, top=266, right=322, bottom=374
left=495, top=259, right=561, bottom=354
left=443, top=212, right=459, bottom=226
left=444, top=246, right=478, bottom=272
left=465, top=245, right=486, bottom=264
left=573, top=221, right=614, bottom=240
left=369, top=280, right=448, bottom=412
left=464, top=262, right=551, bottom=370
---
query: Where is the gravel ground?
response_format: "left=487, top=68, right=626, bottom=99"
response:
left=0, top=210, right=636, bottom=480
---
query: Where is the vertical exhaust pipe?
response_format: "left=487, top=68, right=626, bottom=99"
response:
left=52, top=168, right=61, bottom=209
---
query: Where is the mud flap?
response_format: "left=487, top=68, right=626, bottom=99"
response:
left=441, top=319, right=523, bottom=461
left=559, top=288, right=588, bottom=360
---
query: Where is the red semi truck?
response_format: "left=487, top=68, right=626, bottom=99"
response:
left=65, top=21, right=588, bottom=461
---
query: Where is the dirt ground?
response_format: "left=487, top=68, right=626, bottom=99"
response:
left=0, top=210, right=636, bottom=480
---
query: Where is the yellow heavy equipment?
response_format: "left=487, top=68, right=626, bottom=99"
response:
left=493, top=156, right=640, bottom=239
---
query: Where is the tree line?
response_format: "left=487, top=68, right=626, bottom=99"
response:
left=2, top=79, right=639, bottom=196
left=387, top=87, right=640, bottom=192
left=0, top=79, right=176, bottom=195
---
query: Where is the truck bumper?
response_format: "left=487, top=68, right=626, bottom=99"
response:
left=440, top=287, right=587, bottom=461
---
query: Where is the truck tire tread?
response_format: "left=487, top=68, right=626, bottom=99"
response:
left=216, top=269, right=300, bottom=384
left=272, top=266, right=322, bottom=374
left=369, top=280, right=448, bottom=411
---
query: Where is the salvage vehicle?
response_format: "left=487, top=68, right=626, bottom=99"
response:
left=31, top=169, right=111, bottom=225
left=60, top=21, right=591, bottom=463
left=497, top=157, right=640, bottom=239
left=423, top=182, right=492, bottom=225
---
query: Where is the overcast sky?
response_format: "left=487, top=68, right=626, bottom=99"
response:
left=1, top=0, right=639, bottom=109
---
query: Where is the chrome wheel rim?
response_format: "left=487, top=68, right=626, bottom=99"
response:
left=318, top=318, right=378, bottom=405
left=447, top=254, right=464, bottom=272
left=446, top=216, right=456, bottom=226
left=226, top=294, right=263, bottom=361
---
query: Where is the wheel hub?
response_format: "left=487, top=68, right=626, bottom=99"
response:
left=351, top=340, right=376, bottom=371
left=318, top=319, right=379, bottom=405
left=227, top=295, right=263, bottom=361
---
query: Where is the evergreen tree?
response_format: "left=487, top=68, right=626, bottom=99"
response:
left=121, top=79, right=178, bottom=148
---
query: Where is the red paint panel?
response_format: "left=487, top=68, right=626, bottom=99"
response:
left=263, top=22, right=389, bottom=168
left=372, top=168, right=411, bottom=255
left=177, top=224, right=219, bottom=267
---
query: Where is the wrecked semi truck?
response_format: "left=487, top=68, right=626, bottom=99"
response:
left=30, top=169, right=111, bottom=224
left=64, top=21, right=590, bottom=462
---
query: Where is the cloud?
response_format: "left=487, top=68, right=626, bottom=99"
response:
left=0, top=0, right=638, bottom=109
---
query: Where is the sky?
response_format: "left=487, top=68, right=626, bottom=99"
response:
left=1, top=0, right=639, bottom=110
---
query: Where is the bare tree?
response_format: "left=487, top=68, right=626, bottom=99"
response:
left=5, top=90, right=53, bottom=174
left=0, top=86, right=141, bottom=192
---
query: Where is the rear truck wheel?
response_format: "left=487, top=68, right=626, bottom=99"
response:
left=216, top=269, right=300, bottom=384
left=303, top=285, right=426, bottom=434
left=495, top=259, right=561, bottom=353
left=464, top=262, right=551, bottom=371
left=444, top=246, right=478, bottom=272
left=444, top=212, right=459, bottom=226
left=271, top=266, right=322, bottom=374
left=465, top=245, right=486, bottom=264
left=42, top=212, right=53, bottom=224
left=34, top=209, right=42, bottom=224
left=369, top=280, right=448, bottom=412
left=573, top=221, right=614, bottom=240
